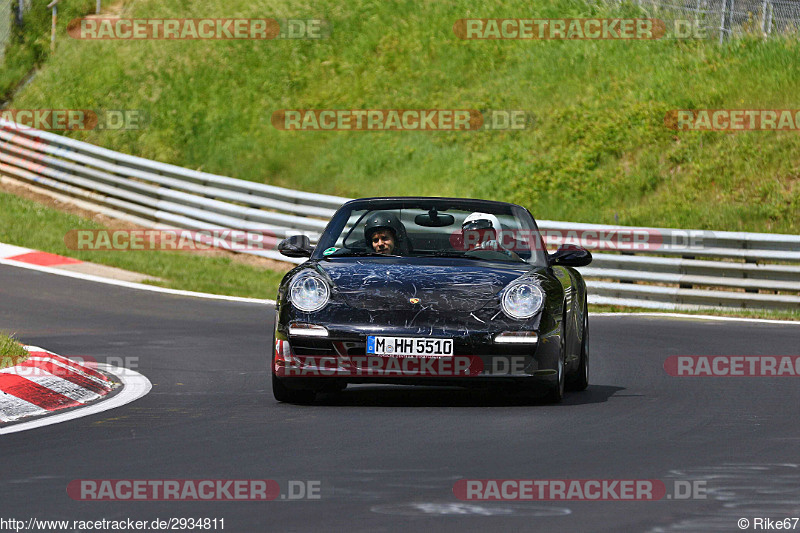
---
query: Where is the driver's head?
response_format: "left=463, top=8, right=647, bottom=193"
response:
left=364, top=212, right=404, bottom=255
left=369, top=228, right=395, bottom=254
left=462, top=212, right=501, bottom=248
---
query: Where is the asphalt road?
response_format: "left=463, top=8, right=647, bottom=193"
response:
left=1, top=262, right=799, bottom=533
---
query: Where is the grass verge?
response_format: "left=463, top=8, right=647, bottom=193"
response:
left=0, top=189, right=287, bottom=299
left=1, top=0, right=97, bottom=102
left=0, top=331, right=29, bottom=370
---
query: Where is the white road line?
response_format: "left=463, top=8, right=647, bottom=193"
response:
left=0, top=242, right=34, bottom=259
left=0, top=258, right=275, bottom=305
left=590, top=312, right=800, bottom=325
left=0, top=364, right=152, bottom=435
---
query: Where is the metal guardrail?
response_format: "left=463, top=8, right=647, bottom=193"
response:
left=1, top=119, right=798, bottom=311
left=0, top=119, right=344, bottom=263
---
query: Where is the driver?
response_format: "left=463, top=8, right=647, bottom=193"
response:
left=461, top=212, right=522, bottom=260
left=364, top=212, right=408, bottom=255
left=461, top=212, right=503, bottom=251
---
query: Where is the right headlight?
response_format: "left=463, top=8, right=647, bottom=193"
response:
left=289, top=272, right=330, bottom=313
left=501, top=281, right=545, bottom=320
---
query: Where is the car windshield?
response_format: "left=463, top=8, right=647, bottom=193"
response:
left=312, top=198, right=549, bottom=266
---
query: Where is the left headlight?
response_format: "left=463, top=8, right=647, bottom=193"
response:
left=289, top=272, right=330, bottom=312
left=501, top=280, right=545, bottom=320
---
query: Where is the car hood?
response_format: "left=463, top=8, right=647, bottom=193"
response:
left=316, top=258, right=536, bottom=312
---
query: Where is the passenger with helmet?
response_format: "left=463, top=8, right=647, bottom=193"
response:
left=461, top=212, right=503, bottom=251
left=461, top=212, right=521, bottom=259
left=363, top=211, right=410, bottom=255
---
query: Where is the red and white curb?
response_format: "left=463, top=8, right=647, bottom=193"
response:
left=0, top=347, right=113, bottom=421
left=0, top=243, right=83, bottom=268
left=0, top=346, right=151, bottom=434
left=0, top=241, right=273, bottom=304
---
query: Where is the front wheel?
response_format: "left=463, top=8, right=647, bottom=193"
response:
left=272, top=374, right=316, bottom=404
left=546, top=349, right=565, bottom=403
left=567, top=301, right=589, bottom=392
left=546, top=320, right=566, bottom=403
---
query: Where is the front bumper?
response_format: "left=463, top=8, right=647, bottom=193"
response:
left=273, top=323, right=561, bottom=384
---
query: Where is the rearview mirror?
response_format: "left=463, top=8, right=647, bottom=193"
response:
left=549, top=244, right=592, bottom=267
left=278, top=235, right=313, bottom=258
left=415, top=208, right=455, bottom=227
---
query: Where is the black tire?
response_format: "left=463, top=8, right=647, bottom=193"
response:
left=546, top=320, right=566, bottom=403
left=272, top=374, right=316, bottom=404
left=327, top=381, right=347, bottom=393
left=567, top=299, right=589, bottom=392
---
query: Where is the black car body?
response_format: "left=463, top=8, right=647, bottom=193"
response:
left=272, top=197, right=591, bottom=403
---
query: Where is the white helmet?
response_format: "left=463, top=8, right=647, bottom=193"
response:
left=462, top=212, right=502, bottom=234
left=462, top=212, right=503, bottom=249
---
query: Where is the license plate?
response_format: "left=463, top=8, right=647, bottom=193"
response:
left=367, top=336, right=453, bottom=357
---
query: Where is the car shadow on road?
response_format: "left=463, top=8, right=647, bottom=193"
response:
left=310, top=384, right=624, bottom=407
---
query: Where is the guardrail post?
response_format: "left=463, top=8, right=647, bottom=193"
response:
left=46, top=0, right=59, bottom=52
left=765, top=0, right=773, bottom=34
left=620, top=251, right=635, bottom=284
left=744, top=255, right=759, bottom=293
left=679, top=255, right=695, bottom=288
left=719, top=0, right=734, bottom=42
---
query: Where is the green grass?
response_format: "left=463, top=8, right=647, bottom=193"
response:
left=7, top=0, right=799, bottom=234
left=0, top=331, right=29, bottom=370
left=1, top=0, right=97, bottom=101
left=0, top=191, right=287, bottom=299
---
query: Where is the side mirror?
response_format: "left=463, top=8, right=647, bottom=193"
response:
left=278, top=235, right=313, bottom=258
left=549, top=244, right=592, bottom=267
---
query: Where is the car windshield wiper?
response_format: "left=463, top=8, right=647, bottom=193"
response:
left=425, top=250, right=526, bottom=262
left=423, top=251, right=484, bottom=260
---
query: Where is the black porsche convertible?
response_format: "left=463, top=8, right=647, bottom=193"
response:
left=272, top=197, right=592, bottom=403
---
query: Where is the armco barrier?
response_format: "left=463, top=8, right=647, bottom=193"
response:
left=1, top=119, right=798, bottom=310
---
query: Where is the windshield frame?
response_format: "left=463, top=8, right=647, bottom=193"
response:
left=312, top=197, right=549, bottom=267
